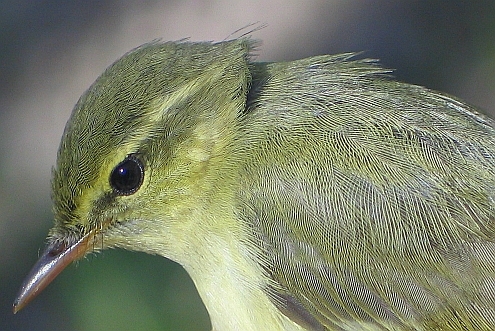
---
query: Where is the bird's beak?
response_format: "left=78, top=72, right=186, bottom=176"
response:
left=13, top=229, right=96, bottom=313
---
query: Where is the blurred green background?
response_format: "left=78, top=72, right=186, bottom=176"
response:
left=1, top=1, right=494, bottom=330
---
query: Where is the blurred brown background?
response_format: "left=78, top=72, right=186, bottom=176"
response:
left=1, top=1, right=495, bottom=330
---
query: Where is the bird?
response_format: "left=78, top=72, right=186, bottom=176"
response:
left=13, top=38, right=495, bottom=331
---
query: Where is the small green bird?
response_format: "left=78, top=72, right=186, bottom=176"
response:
left=14, top=39, right=495, bottom=331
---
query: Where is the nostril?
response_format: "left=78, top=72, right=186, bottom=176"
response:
left=48, top=242, right=67, bottom=257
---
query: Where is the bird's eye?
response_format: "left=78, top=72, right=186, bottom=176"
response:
left=110, top=155, right=144, bottom=195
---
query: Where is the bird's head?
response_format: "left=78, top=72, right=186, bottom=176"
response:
left=14, top=39, right=252, bottom=312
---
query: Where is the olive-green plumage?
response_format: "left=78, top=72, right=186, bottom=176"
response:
left=14, top=39, right=495, bottom=330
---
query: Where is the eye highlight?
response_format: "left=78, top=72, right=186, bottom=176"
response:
left=110, top=155, right=144, bottom=195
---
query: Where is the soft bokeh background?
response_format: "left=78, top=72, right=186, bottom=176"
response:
left=1, top=1, right=494, bottom=330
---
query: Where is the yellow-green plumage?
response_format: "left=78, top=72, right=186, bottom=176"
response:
left=14, top=39, right=495, bottom=330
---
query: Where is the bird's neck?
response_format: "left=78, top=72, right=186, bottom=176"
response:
left=181, top=229, right=307, bottom=331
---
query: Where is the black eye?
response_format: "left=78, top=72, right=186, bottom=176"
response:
left=110, top=155, right=144, bottom=195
